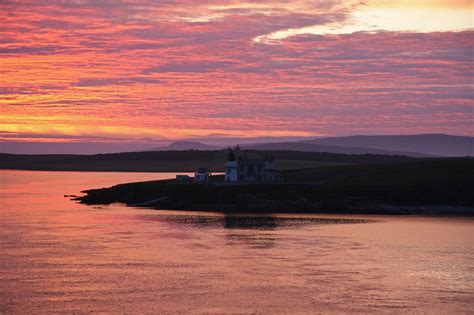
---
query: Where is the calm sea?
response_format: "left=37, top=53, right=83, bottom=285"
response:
left=0, top=170, right=472, bottom=313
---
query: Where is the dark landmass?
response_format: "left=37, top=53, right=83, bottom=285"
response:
left=0, top=150, right=417, bottom=172
left=303, top=134, right=473, bottom=157
left=150, top=140, right=221, bottom=151
left=76, top=158, right=474, bottom=215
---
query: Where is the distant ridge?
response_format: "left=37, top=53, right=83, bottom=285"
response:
left=302, top=134, right=473, bottom=157
left=140, top=134, right=471, bottom=158
left=241, top=142, right=434, bottom=157
left=150, top=141, right=222, bottom=151
left=150, top=140, right=435, bottom=157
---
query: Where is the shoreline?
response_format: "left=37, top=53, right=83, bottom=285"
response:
left=116, top=202, right=474, bottom=217
left=74, top=179, right=474, bottom=216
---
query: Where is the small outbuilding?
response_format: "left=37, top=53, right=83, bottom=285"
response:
left=195, top=167, right=211, bottom=182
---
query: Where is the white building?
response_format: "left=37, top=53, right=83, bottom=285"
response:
left=224, top=147, right=278, bottom=182
left=224, top=159, right=239, bottom=182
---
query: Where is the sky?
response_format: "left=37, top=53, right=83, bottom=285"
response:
left=1, top=0, right=473, bottom=152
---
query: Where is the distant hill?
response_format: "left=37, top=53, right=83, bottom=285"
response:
left=0, top=150, right=417, bottom=172
left=302, top=134, right=473, bottom=157
left=151, top=140, right=434, bottom=157
left=5, top=134, right=469, bottom=157
left=150, top=141, right=222, bottom=151
left=242, top=142, right=433, bottom=157
left=150, top=134, right=471, bottom=157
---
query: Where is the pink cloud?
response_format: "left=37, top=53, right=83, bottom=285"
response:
left=1, top=0, right=473, bottom=143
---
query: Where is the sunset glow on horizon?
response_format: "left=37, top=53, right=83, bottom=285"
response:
left=1, top=0, right=473, bottom=148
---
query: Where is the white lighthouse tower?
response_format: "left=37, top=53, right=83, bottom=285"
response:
left=224, top=149, right=239, bottom=182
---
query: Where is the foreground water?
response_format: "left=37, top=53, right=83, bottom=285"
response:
left=0, top=170, right=472, bottom=313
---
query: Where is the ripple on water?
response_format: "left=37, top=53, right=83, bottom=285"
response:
left=1, top=171, right=472, bottom=313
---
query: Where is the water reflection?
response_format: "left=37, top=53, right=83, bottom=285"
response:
left=224, top=215, right=278, bottom=230
left=225, top=233, right=277, bottom=249
left=151, top=213, right=371, bottom=230
left=1, top=171, right=472, bottom=314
